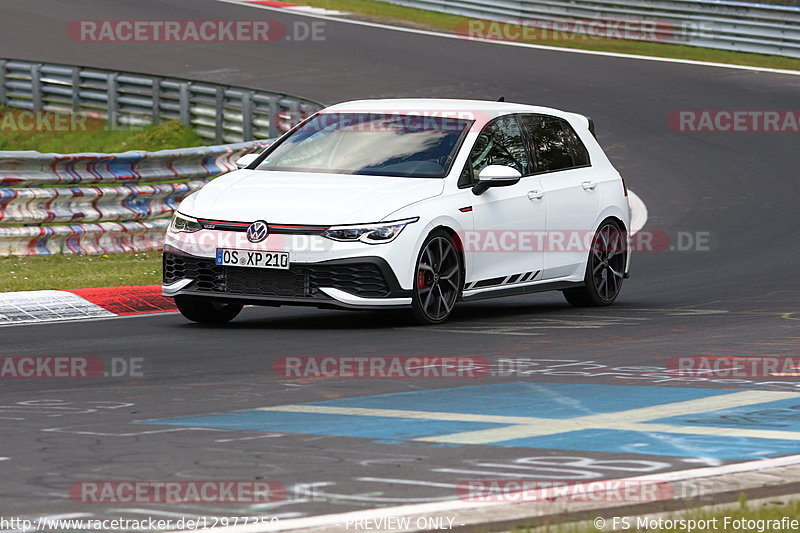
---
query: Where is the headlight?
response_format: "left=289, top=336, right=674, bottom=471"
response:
left=170, top=212, right=202, bottom=233
left=323, top=217, right=419, bottom=244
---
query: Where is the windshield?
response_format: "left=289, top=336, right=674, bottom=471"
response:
left=255, top=112, right=472, bottom=178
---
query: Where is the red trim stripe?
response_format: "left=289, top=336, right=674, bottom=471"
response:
left=270, top=224, right=330, bottom=230
left=197, top=219, right=330, bottom=230
left=197, top=219, right=250, bottom=227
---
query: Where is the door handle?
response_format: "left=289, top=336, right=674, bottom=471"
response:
left=527, top=190, right=544, bottom=201
left=581, top=181, right=597, bottom=191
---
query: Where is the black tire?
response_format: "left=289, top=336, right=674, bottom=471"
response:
left=411, top=230, right=462, bottom=325
left=563, top=219, right=626, bottom=307
left=175, top=296, right=243, bottom=324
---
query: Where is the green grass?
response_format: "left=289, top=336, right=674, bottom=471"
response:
left=306, top=0, right=800, bottom=71
left=0, top=114, right=206, bottom=153
left=0, top=252, right=162, bottom=292
left=517, top=495, right=800, bottom=532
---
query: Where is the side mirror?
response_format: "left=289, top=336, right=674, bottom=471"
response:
left=235, top=153, right=259, bottom=169
left=471, top=165, right=522, bottom=195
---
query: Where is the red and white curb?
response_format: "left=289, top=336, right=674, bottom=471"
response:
left=0, top=285, right=177, bottom=325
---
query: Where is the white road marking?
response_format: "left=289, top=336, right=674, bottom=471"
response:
left=166, top=454, right=800, bottom=533
left=418, top=390, right=799, bottom=444
left=216, top=0, right=800, bottom=77
left=214, top=433, right=285, bottom=442
left=628, top=190, right=647, bottom=235
left=357, top=477, right=461, bottom=489
left=257, top=390, right=800, bottom=445
left=41, top=427, right=222, bottom=437
left=0, top=310, right=182, bottom=328
left=257, top=404, right=539, bottom=424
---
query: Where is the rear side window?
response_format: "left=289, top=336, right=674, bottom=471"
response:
left=520, top=115, right=590, bottom=173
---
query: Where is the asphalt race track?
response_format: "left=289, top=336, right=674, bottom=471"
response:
left=1, top=0, right=799, bottom=528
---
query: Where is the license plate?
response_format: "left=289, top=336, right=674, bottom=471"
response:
left=215, top=248, right=290, bottom=270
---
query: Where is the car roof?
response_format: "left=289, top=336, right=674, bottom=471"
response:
left=323, top=98, right=585, bottom=124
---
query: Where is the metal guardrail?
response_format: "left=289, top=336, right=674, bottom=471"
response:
left=0, top=141, right=271, bottom=256
left=0, top=59, right=323, bottom=143
left=384, top=0, right=800, bottom=58
left=0, top=58, right=314, bottom=256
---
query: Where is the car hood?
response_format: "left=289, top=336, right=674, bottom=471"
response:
left=189, top=170, right=444, bottom=224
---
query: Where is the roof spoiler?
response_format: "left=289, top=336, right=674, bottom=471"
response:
left=585, top=116, right=597, bottom=138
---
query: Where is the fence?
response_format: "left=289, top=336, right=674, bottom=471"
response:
left=385, top=0, right=800, bottom=58
left=0, top=141, right=270, bottom=256
left=0, top=59, right=323, bottom=143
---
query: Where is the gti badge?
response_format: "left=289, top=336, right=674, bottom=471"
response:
left=246, top=220, right=269, bottom=243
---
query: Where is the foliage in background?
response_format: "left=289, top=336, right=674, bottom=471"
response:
left=0, top=252, right=162, bottom=292
left=0, top=113, right=206, bottom=153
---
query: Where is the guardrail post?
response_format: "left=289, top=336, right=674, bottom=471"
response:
left=152, top=76, right=161, bottom=125
left=31, top=63, right=42, bottom=110
left=107, top=72, right=119, bottom=128
left=0, top=59, right=6, bottom=106
left=179, top=82, right=190, bottom=126
left=215, top=87, right=224, bottom=144
left=242, top=90, right=253, bottom=141
left=71, top=67, right=81, bottom=112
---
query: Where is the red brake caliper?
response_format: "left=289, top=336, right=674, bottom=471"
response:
left=417, top=269, right=427, bottom=289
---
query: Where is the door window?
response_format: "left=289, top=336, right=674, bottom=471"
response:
left=459, top=115, right=528, bottom=186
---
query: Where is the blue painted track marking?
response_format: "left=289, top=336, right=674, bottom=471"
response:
left=303, top=382, right=735, bottom=419
left=138, top=383, right=800, bottom=460
left=142, top=410, right=504, bottom=440
left=648, top=397, right=800, bottom=430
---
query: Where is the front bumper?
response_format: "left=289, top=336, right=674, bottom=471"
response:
left=162, top=250, right=412, bottom=310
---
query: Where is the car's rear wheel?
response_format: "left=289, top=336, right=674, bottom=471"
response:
left=175, top=296, right=243, bottom=324
left=563, top=220, right=626, bottom=307
left=411, top=231, right=462, bottom=324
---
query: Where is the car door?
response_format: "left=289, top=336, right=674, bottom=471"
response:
left=520, top=114, right=599, bottom=280
left=460, top=115, right=546, bottom=289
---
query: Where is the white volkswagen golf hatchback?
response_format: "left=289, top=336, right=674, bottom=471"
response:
left=163, top=99, right=630, bottom=324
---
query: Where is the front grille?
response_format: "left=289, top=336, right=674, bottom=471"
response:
left=163, top=253, right=390, bottom=298
left=226, top=266, right=309, bottom=297
left=163, top=253, right=225, bottom=291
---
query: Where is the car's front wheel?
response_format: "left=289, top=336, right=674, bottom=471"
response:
left=175, top=296, right=243, bottom=324
left=563, top=220, right=626, bottom=307
left=411, top=231, right=462, bottom=324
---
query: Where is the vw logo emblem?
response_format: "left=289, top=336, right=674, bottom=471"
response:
left=246, top=220, right=269, bottom=243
